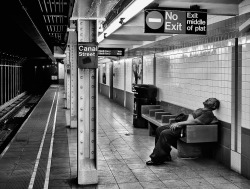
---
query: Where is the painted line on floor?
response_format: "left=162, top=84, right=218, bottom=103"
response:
left=28, top=91, right=57, bottom=189
left=44, top=90, right=59, bottom=189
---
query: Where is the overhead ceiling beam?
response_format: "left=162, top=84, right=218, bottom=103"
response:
left=8, top=0, right=56, bottom=61
left=98, top=44, right=134, bottom=48
left=156, top=0, right=239, bottom=16
left=100, top=39, right=143, bottom=45
left=108, top=34, right=156, bottom=41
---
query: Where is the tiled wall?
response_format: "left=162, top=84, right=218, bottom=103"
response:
left=99, top=63, right=104, bottom=84
left=106, top=62, right=110, bottom=86
left=240, top=36, right=250, bottom=130
left=240, top=35, right=250, bottom=178
left=143, top=55, right=154, bottom=85
left=239, top=1, right=250, bottom=174
left=113, top=60, right=124, bottom=90
left=155, top=41, right=233, bottom=123
left=125, top=58, right=133, bottom=93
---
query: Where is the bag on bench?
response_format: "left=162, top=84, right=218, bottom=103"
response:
left=175, top=113, right=188, bottom=122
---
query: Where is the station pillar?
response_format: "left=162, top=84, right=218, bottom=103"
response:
left=70, top=44, right=78, bottom=128
left=77, top=19, right=98, bottom=185
left=65, top=48, right=71, bottom=109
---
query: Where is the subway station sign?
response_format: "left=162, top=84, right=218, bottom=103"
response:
left=98, top=48, right=124, bottom=56
left=144, top=9, right=207, bottom=35
left=78, top=42, right=98, bottom=69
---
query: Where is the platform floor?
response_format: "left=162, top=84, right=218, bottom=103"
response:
left=1, top=85, right=250, bottom=189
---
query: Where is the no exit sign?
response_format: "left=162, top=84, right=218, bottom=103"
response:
left=144, top=9, right=207, bottom=35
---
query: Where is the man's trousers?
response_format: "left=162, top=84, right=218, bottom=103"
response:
left=149, top=125, right=181, bottom=162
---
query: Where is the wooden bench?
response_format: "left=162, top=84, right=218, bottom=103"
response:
left=141, top=104, right=218, bottom=158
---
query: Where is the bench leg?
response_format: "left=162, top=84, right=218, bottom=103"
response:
left=177, top=140, right=202, bottom=158
left=148, top=122, right=157, bottom=136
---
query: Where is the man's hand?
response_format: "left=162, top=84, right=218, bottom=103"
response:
left=170, top=122, right=181, bottom=131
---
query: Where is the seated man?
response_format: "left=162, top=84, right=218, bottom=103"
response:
left=146, top=98, right=220, bottom=165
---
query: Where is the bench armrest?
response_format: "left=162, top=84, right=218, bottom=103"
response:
left=180, top=124, right=218, bottom=143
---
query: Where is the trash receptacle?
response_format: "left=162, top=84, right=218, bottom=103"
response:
left=132, top=84, right=157, bottom=128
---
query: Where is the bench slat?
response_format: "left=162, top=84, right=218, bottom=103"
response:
left=141, top=105, right=161, bottom=114
left=155, top=112, right=171, bottom=120
left=162, top=115, right=176, bottom=123
left=149, top=109, right=164, bottom=117
left=142, top=114, right=169, bottom=127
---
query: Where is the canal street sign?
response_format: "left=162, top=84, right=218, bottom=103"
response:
left=78, top=42, right=98, bottom=69
left=144, top=9, right=207, bottom=35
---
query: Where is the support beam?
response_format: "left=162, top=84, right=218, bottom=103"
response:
left=108, top=34, right=156, bottom=41
left=100, top=39, right=143, bottom=45
left=64, top=58, right=67, bottom=105
left=66, top=49, right=71, bottom=109
left=69, top=44, right=77, bottom=128
left=77, top=19, right=98, bottom=185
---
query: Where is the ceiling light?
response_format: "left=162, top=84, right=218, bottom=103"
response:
left=97, top=0, right=154, bottom=43
left=67, top=28, right=75, bottom=32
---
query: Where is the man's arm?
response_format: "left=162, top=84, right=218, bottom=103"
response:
left=170, top=118, right=202, bottom=131
left=170, top=111, right=214, bottom=131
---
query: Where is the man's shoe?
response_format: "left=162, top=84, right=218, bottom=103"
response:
left=146, top=160, right=163, bottom=166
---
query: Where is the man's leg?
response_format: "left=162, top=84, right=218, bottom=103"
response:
left=149, top=128, right=181, bottom=163
left=155, top=125, right=170, bottom=145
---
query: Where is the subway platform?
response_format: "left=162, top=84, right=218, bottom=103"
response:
left=0, top=85, right=250, bottom=189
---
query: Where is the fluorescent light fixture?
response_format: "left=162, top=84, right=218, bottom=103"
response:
left=97, top=0, right=154, bottom=43
left=70, top=17, right=106, bottom=21
left=54, top=53, right=67, bottom=58
left=67, top=28, right=75, bottom=32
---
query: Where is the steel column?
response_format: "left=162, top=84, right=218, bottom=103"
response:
left=7, top=62, right=9, bottom=102
left=0, top=56, right=3, bottom=105
left=64, top=58, right=67, bottom=105
left=70, top=44, right=77, bottom=128
left=66, top=48, right=71, bottom=109
left=77, top=19, right=98, bottom=185
left=4, top=58, right=7, bottom=103
left=13, top=64, right=15, bottom=98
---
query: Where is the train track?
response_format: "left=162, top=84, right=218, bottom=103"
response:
left=0, top=94, right=42, bottom=153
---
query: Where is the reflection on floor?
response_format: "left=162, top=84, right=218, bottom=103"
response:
left=66, top=94, right=250, bottom=189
